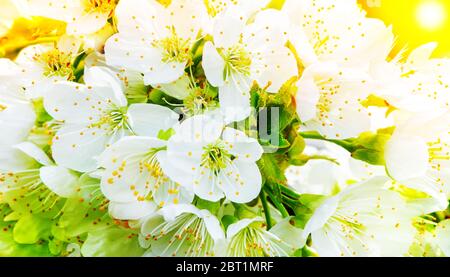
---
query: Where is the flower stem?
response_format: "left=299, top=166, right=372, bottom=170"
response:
left=264, top=187, right=290, bottom=218
left=279, top=185, right=302, bottom=200
left=299, top=131, right=356, bottom=152
left=260, top=190, right=273, bottom=230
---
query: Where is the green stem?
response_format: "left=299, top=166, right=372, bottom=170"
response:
left=299, top=131, right=356, bottom=152
left=260, top=190, right=273, bottom=230
left=264, top=187, right=290, bottom=218
left=282, top=195, right=302, bottom=209
left=191, top=38, right=204, bottom=57
left=279, top=185, right=302, bottom=200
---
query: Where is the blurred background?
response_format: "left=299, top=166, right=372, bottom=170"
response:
left=360, top=0, right=450, bottom=57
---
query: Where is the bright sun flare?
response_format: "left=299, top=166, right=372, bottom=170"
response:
left=416, top=1, right=447, bottom=30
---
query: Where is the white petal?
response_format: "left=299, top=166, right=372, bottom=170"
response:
left=212, top=9, right=245, bottom=48
left=109, top=201, right=157, bottom=221
left=385, top=134, right=429, bottom=181
left=100, top=157, right=151, bottom=203
left=436, top=220, right=450, bottom=257
left=157, top=150, right=195, bottom=189
left=0, top=100, right=35, bottom=146
left=114, top=0, right=161, bottom=35
left=220, top=161, right=262, bottom=203
left=52, top=125, right=111, bottom=172
left=98, top=136, right=166, bottom=169
left=287, top=25, right=318, bottom=67
left=193, top=168, right=226, bottom=202
left=169, top=112, right=225, bottom=146
left=303, top=196, right=340, bottom=237
left=84, top=66, right=127, bottom=107
left=40, top=165, right=79, bottom=197
left=104, top=34, right=163, bottom=73
left=56, top=35, right=82, bottom=55
left=127, top=104, right=179, bottom=137
left=163, top=0, right=208, bottom=41
left=17, top=0, right=75, bottom=22
left=202, top=42, right=225, bottom=87
left=243, top=9, right=290, bottom=49
left=227, top=218, right=262, bottom=238
left=270, top=218, right=306, bottom=250
left=219, top=76, right=252, bottom=123
left=310, top=229, right=342, bottom=257
left=407, top=43, right=438, bottom=67
left=66, top=12, right=108, bottom=35
left=14, top=142, right=52, bottom=166
left=198, top=208, right=226, bottom=242
left=0, top=146, right=35, bottom=171
left=153, top=74, right=192, bottom=100
left=222, top=128, right=263, bottom=162
left=158, top=203, right=202, bottom=221
left=295, top=73, right=320, bottom=122
left=252, top=45, right=298, bottom=93
left=321, top=107, right=372, bottom=139
left=143, top=61, right=187, bottom=85
left=43, top=82, right=106, bottom=124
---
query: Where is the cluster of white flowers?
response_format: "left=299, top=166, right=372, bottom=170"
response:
left=0, top=0, right=449, bottom=257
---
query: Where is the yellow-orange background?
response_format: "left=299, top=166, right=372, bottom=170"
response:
left=360, top=0, right=450, bottom=57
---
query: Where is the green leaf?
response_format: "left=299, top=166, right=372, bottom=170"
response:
left=13, top=215, right=52, bottom=244
left=195, top=198, right=221, bottom=214
left=56, top=198, right=111, bottom=241
left=257, top=154, right=287, bottom=186
left=81, top=226, right=144, bottom=257
left=221, top=215, right=239, bottom=231
left=32, top=98, right=53, bottom=126
left=0, top=205, right=53, bottom=257
left=157, top=128, right=176, bottom=141
left=299, top=195, right=328, bottom=211
left=48, top=239, right=64, bottom=256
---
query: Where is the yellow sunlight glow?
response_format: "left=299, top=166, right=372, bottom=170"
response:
left=416, top=1, right=447, bottom=30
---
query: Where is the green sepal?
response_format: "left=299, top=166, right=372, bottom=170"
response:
left=350, top=127, right=395, bottom=166
left=32, top=98, right=53, bottom=126
left=195, top=198, right=221, bottom=215
left=221, top=215, right=239, bottom=231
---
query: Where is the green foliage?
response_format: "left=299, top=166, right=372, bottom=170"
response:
left=13, top=215, right=52, bottom=244
left=80, top=226, right=144, bottom=257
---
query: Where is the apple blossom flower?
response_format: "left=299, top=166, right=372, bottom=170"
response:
left=140, top=204, right=225, bottom=257
left=303, top=177, right=417, bottom=257
left=14, top=36, right=82, bottom=98
left=385, top=111, right=450, bottom=211
left=225, top=217, right=304, bottom=257
left=372, top=43, right=450, bottom=113
left=202, top=9, right=297, bottom=122
left=98, top=119, right=195, bottom=221
left=0, top=142, right=78, bottom=214
left=283, top=0, right=394, bottom=68
left=163, top=112, right=264, bottom=203
left=16, top=0, right=117, bottom=35
left=43, top=66, right=175, bottom=172
left=295, top=62, right=375, bottom=139
left=104, top=0, right=209, bottom=85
